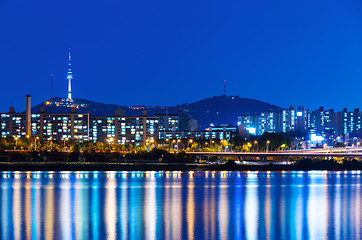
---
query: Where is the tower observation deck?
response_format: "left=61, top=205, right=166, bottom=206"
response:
left=67, top=48, right=73, bottom=101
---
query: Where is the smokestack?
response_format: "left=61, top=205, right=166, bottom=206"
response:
left=26, top=95, right=31, bottom=137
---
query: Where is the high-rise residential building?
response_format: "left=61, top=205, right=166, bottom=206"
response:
left=89, top=112, right=159, bottom=145
left=257, top=111, right=275, bottom=135
left=0, top=108, right=26, bottom=138
left=238, top=106, right=361, bottom=136
left=238, top=106, right=310, bottom=135
left=157, top=111, right=198, bottom=139
left=1, top=107, right=90, bottom=141
left=354, top=108, right=361, bottom=132
left=237, top=114, right=257, bottom=134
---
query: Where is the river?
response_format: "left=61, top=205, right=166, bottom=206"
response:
left=0, top=171, right=361, bottom=239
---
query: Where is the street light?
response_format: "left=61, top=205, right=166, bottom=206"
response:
left=26, top=135, right=29, bottom=145
left=34, top=137, right=39, bottom=151
left=221, top=139, right=226, bottom=152
left=188, top=139, right=193, bottom=149
left=62, top=138, right=68, bottom=150
left=165, top=138, right=170, bottom=151
left=14, top=137, right=18, bottom=150
left=266, top=140, right=270, bottom=153
left=177, top=139, right=181, bottom=150
left=254, top=141, right=258, bottom=152
left=107, top=137, right=114, bottom=151
left=49, top=136, right=53, bottom=151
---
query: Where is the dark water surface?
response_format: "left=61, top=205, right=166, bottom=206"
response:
left=0, top=171, right=361, bottom=240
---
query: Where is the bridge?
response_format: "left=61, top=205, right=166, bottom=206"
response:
left=186, top=147, right=362, bottom=162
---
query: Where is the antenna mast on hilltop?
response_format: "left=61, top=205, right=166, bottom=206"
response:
left=223, top=80, right=226, bottom=95
left=50, top=73, right=54, bottom=99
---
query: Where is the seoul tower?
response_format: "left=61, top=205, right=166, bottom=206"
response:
left=67, top=48, right=73, bottom=101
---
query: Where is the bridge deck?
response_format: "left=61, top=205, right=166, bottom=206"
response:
left=186, top=151, right=362, bottom=158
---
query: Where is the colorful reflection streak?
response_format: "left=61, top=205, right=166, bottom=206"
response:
left=0, top=171, right=361, bottom=240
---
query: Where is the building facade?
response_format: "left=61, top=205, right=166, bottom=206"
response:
left=238, top=106, right=361, bottom=136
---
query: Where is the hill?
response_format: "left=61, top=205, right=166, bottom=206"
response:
left=31, top=95, right=281, bottom=128
left=173, top=95, right=281, bottom=127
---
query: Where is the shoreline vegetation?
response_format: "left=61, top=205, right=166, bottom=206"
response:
left=1, top=162, right=362, bottom=171
left=0, top=150, right=362, bottom=171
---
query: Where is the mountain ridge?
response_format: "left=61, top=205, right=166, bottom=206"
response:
left=30, top=95, right=282, bottom=127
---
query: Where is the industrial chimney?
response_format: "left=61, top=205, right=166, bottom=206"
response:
left=26, top=95, right=31, bottom=137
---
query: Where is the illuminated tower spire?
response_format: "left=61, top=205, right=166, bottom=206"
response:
left=67, top=48, right=73, bottom=101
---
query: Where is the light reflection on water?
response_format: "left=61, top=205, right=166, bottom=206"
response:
left=0, top=171, right=361, bottom=239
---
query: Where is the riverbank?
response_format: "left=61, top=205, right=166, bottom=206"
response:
left=1, top=150, right=362, bottom=171
left=0, top=161, right=362, bottom=171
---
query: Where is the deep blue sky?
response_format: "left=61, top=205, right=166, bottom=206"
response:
left=1, top=0, right=362, bottom=112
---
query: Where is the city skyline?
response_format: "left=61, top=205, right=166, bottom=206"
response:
left=1, top=2, right=362, bottom=240
left=1, top=0, right=362, bottom=112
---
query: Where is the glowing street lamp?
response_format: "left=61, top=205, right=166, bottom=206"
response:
left=62, top=138, right=68, bottom=150
left=14, top=137, right=18, bottom=150
left=266, top=140, right=270, bottom=153
left=165, top=138, right=170, bottom=151
left=177, top=139, right=181, bottom=150
left=107, top=137, right=114, bottom=151
left=254, top=140, right=258, bottom=152
left=172, top=139, right=176, bottom=150
left=35, top=137, right=39, bottom=151
left=49, top=136, right=53, bottom=151
left=188, top=139, right=193, bottom=149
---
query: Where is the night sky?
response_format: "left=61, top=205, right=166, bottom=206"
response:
left=1, top=0, right=362, bottom=112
